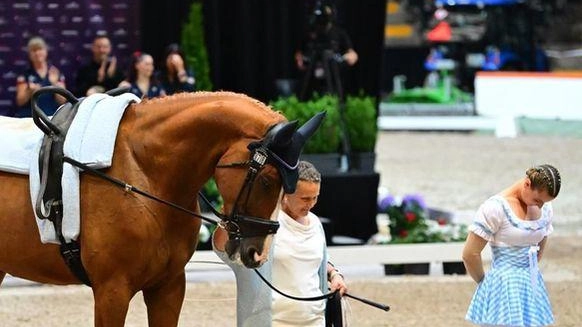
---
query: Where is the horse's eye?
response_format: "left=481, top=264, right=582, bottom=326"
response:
left=258, top=175, right=272, bottom=189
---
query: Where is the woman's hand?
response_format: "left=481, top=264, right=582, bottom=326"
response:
left=48, top=66, right=61, bottom=85
left=329, top=270, right=347, bottom=296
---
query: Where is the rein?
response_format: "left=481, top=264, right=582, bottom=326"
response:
left=254, top=268, right=390, bottom=311
left=62, top=156, right=223, bottom=226
left=192, top=260, right=390, bottom=311
left=62, top=144, right=280, bottom=241
left=253, top=268, right=337, bottom=301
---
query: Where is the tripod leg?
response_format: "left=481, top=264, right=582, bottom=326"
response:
left=325, top=57, right=351, bottom=171
left=323, top=58, right=334, bottom=96
left=300, top=62, right=315, bottom=101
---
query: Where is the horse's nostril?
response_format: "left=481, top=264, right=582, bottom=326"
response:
left=247, top=247, right=258, bottom=261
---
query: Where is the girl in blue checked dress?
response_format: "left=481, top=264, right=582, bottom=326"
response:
left=463, top=164, right=561, bottom=327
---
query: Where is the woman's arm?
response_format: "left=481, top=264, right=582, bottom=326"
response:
left=462, top=232, right=488, bottom=283
left=15, top=79, right=33, bottom=107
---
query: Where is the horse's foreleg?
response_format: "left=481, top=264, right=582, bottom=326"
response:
left=143, top=272, right=186, bottom=327
left=92, top=282, right=134, bottom=327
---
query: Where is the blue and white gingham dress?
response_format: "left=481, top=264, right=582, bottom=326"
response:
left=466, top=195, right=554, bottom=327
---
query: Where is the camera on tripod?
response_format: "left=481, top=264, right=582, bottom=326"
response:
left=299, top=1, right=347, bottom=100
left=303, top=1, right=344, bottom=70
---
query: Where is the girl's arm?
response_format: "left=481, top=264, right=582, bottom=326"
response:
left=462, top=232, right=488, bottom=283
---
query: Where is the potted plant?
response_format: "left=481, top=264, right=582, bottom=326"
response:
left=271, top=93, right=378, bottom=172
left=271, top=94, right=342, bottom=173
left=344, top=94, right=377, bottom=172
left=377, top=193, right=468, bottom=275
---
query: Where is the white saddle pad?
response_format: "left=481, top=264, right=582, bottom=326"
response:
left=0, top=92, right=140, bottom=244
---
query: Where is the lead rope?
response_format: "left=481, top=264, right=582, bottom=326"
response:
left=253, top=268, right=337, bottom=301
left=192, top=260, right=389, bottom=311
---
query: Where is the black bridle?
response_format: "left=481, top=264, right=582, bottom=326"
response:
left=212, top=146, right=280, bottom=240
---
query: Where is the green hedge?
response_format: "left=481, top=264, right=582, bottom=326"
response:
left=271, top=94, right=377, bottom=154
left=345, top=95, right=377, bottom=152
left=271, top=95, right=341, bottom=154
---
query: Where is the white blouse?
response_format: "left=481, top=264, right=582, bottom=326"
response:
left=469, top=195, right=553, bottom=247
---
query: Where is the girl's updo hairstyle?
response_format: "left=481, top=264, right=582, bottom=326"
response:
left=526, top=164, right=561, bottom=198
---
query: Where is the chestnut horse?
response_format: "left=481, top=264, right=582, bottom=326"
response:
left=0, top=90, right=324, bottom=326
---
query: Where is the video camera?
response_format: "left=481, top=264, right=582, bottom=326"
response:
left=304, top=1, right=342, bottom=64
left=308, top=1, right=334, bottom=32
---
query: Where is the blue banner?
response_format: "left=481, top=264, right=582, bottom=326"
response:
left=0, top=1, right=141, bottom=116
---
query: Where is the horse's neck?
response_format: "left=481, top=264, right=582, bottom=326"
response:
left=117, top=94, right=279, bottom=200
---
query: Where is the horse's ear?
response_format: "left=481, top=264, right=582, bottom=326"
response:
left=270, top=120, right=298, bottom=147
left=296, top=111, right=326, bottom=142
left=266, top=111, right=326, bottom=194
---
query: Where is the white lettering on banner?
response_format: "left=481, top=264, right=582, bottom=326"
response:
left=113, top=29, right=127, bottom=37
left=89, top=15, right=103, bottom=23
left=37, top=16, right=55, bottom=23
left=13, top=3, right=31, bottom=10
left=62, top=30, right=79, bottom=36
left=65, top=2, right=80, bottom=10
left=48, top=3, right=60, bottom=9
left=71, top=16, right=83, bottom=23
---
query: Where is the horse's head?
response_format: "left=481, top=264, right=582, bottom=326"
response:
left=214, top=112, right=325, bottom=268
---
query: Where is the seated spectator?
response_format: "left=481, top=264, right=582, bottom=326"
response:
left=75, top=35, right=125, bottom=96
left=158, top=43, right=196, bottom=95
left=119, top=52, right=166, bottom=99
left=14, top=36, right=66, bottom=117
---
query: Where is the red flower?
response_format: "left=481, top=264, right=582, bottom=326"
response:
left=437, top=217, right=447, bottom=226
left=405, top=212, right=416, bottom=222
left=399, top=230, right=408, bottom=237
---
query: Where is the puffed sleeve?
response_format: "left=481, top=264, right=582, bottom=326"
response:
left=469, top=198, right=504, bottom=241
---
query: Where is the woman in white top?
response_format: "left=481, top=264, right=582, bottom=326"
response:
left=213, top=161, right=347, bottom=326
left=463, top=164, right=561, bottom=327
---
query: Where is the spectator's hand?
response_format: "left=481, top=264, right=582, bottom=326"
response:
left=295, top=51, right=305, bottom=70
left=97, top=59, right=107, bottom=83
left=170, top=54, right=187, bottom=81
left=48, top=66, right=61, bottom=85
left=86, top=85, right=105, bottom=96
left=329, top=273, right=347, bottom=296
left=28, top=82, right=42, bottom=93
left=118, top=80, right=131, bottom=88
left=170, top=54, right=185, bottom=71
left=107, top=56, right=117, bottom=78
left=342, top=49, right=358, bottom=66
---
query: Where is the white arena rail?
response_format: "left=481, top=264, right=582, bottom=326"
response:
left=186, top=242, right=491, bottom=269
left=4, top=243, right=491, bottom=287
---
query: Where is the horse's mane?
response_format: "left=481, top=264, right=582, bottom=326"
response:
left=138, top=91, right=282, bottom=119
